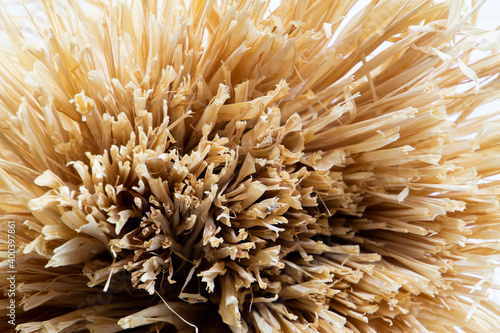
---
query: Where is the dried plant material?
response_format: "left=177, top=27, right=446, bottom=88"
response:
left=1, top=0, right=500, bottom=332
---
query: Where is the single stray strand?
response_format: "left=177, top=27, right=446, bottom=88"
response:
left=155, top=290, right=199, bottom=333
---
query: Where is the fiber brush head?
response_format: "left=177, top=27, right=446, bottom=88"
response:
left=0, top=0, right=500, bottom=332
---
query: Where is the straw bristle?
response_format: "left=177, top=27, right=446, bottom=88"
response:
left=1, top=0, right=500, bottom=332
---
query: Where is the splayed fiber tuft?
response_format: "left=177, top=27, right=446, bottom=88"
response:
left=1, top=0, right=500, bottom=332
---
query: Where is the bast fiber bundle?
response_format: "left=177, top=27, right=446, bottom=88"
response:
left=2, top=0, right=500, bottom=332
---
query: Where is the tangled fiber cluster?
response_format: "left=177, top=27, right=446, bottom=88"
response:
left=1, top=0, right=500, bottom=332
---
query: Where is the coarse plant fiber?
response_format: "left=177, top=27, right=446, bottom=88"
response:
left=1, top=0, right=500, bottom=332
